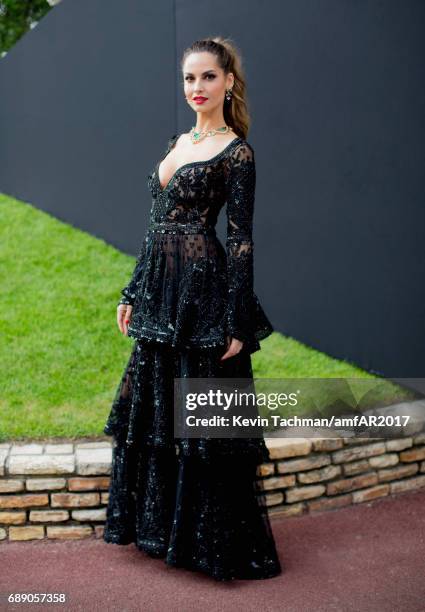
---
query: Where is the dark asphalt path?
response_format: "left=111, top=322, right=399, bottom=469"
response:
left=1, top=489, right=424, bottom=612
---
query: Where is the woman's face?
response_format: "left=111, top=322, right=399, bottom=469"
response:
left=182, top=52, right=233, bottom=113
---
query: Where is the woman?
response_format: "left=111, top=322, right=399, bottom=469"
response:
left=103, top=36, right=282, bottom=582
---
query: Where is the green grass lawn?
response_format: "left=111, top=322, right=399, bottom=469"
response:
left=0, top=193, right=415, bottom=443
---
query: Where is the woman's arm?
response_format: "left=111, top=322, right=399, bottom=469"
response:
left=117, top=238, right=147, bottom=307
left=224, top=140, right=256, bottom=345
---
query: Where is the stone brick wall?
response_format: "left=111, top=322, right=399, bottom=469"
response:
left=1, top=435, right=425, bottom=542
left=263, top=434, right=425, bottom=518
left=0, top=442, right=111, bottom=542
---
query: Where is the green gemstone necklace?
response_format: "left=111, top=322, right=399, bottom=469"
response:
left=190, top=125, right=234, bottom=144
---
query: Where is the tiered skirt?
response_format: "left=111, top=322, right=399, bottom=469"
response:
left=103, top=338, right=282, bottom=581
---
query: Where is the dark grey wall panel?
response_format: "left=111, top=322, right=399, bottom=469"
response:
left=0, top=0, right=176, bottom=252
left=176, top=0, right=425, bottom=378
left=0, top=0, right=424, bottom=379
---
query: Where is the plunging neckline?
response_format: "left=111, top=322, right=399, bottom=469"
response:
left=156, top=135, right=242, bottom=193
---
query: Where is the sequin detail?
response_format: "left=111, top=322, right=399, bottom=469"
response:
left=118, top=134, right=274, bottom=355
left=103, top=339, right=282, bottom=581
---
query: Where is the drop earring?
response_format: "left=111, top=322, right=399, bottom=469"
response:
left=225, top=88, right=233, bottom=102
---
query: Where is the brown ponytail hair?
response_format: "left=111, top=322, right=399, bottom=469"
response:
left=180, top=37, right=251, bottom=140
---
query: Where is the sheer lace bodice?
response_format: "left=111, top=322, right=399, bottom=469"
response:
left=118, top=134, right=273, bottom=354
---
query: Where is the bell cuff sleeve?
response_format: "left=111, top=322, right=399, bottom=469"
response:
left=117, top=238, right=147, bottom=307
left=224, top=141, right=257, bottom=344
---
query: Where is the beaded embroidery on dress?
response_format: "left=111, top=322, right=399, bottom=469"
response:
left=117, top=133, right=274, bottom=355
left=103, top=134, right=282, bottom=581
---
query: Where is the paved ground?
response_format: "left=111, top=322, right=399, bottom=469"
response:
left=1, top=489, right=424, bottom=612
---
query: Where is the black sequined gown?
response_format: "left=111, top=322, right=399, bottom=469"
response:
left=103, top=134, right=282, bottom=581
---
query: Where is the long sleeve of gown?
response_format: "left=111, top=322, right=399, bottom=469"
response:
left=117, top=238, right=147, bottom=306
left=224, top=141, right=274, bottom=351
left=225, top=141, right=257, bottom=344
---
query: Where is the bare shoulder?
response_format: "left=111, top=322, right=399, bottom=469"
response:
left=178, top=132, right=191, bottom=143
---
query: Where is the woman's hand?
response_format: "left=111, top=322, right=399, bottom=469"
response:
left=220, top=335, right=243, bottom=361
left=117, top=304, right=133, bottom=336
